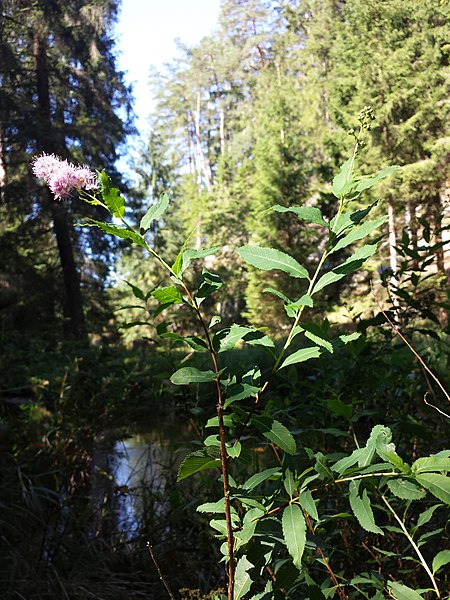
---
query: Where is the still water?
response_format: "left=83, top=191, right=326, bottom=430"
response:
left=91, top=421, right=189, bottom=540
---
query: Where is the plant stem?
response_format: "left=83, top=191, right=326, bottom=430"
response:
left=147, top=543, right=176, bottom=600
left=181, top=286, right=235, bottom=600
left=381, top=495, right=441, bottom=598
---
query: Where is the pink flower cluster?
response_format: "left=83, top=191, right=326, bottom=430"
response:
left=32, top=153, right=97, bottom=200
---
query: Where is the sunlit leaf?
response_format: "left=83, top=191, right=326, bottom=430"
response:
left=332, top=157, right=354, bottom=197
left=170, top=367, right=216, bottom=385
left=282, top=504, right=306, bottom=570
left=237, top=246, right=309, bottom=279
left=387, top=581, right=424, bottom=600
left=140, top=192, right=169, bottom=231
left=387, top=479, right=426, bottom=500
left=234, top=556, right=254, bottom=600
left=279, top=346, right=321, bottom=370
left=272, top=204, right=329, bottom=227
left=415, top=473, right=450, bottom=504
left=349, top=481, right=383, bottom=535
left=177, top=447, right=221, bottom=481
left=151, top=286, right=184, bottom=304
left=432, top=549, right=450, bottom=574
left=99, top=170, right=125, bottom=218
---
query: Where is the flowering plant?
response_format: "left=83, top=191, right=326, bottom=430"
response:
left=32, top=115, right=450, bottom=599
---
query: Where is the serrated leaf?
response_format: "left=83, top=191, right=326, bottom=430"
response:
left=263, top=287, right=293, bottom=304
left=123, top=280, right=146, bottom=301
left=170, top=367, right=216, bottom=385
left=387, top=479, right=426, bottom=500
left=416, top=504, right=442, bottom=528
left=299, top=489, right=319, bottom=521
left=197, top=499, right=229, bottom=513
left=349, top=481, right=383, bottom=535
left=339, top=332, right=361, bottom=344
left=252, top=416, right=296, bottom=455
left=282, top=504, right=306, bottom=570
left=177, top=448, right=221, bottom=481
left=330, top=217, right=387, bottom=254
left=197, top=269, right=222, bottom=298
left=140, top=192, right=169, bottom=231
left=313, top=244, right=379, bottom=294
left=272, top=204, right=329, bottom=227
left=181, top=246, right=220, bottom=274
left=415, top=473, right=450, bottom=504
left=332, top=157, right=354, bottom=198
left=85, top=220, right=148, bottom=248
left=354, top=165, right=398, bottom=193
left=284, top=469, right=295, bottom=498
left=151, top=286, right=184, bottom=304
left=387, top=581, right=424, bottom=600
left=279, top=346, right=321, bottom=370
left=242, top=468, right=281, bottom=491
left=412, top=456, right=450, bottom=474
left=234, top=556, right=253, bottom=600
left=99, top=170, right=125, bottom=218
left=301, top=323, right=333, bottom=353
left=432, top=549, right=450, bottom=574
left=237, top=246, right=309, bottom=279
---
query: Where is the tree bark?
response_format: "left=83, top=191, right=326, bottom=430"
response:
left=34, top=33, right=86, bottom=339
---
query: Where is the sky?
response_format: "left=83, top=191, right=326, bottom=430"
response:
left=114, top=0, right=222, bottom=132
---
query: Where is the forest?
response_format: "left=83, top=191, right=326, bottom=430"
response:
left=0, top=1, right=449, bottom=599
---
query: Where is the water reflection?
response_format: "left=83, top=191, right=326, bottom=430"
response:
left=112, top=433, right=171, bottom=538
left=91, top=421, right=189, bottom=542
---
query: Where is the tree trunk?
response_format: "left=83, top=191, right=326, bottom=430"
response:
left=388, top=201, right=399, bottom=309
left=34, top=33, right=86, bottom=339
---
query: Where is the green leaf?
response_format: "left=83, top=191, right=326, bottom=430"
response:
left=159, top=334, right=208, bottom=352
left=263, top=287, right=293, bottom=304
left=326, top=398, right=352, bottom=420
left=272, top=204, right=329, bottom=227
left=387, top=581, right=424, bottom=600
left=387, top=479, right=426, bottom=500
left=242, top=468, right=281, bottom=491
left=412, top=456, right=450, bottom=475
left=354, top=166, right=398, bottom=193
left=339, top=332, right=361, bottom=344
left=151, top=286, right=184, bottom=304
left=85, top=220, right=148, bottom=249
left=140, top=192, right=169, bottom=231
left=197, top=499, right=228, bottom=514
left=282, top=504, right=306, bottom=570
left=170, top=367, right=216, bottom=385
left=279, top=346, right=321, bottom=370
left=349, top=481, right=383, bottom=535
left=197, top=269, right=222, bottom=298
left=234, top=556, right=253, bottom=600
left=252, top=416, right=296, bottom=455
left=416, top=504, right=442, bottom=528
left=432, top=549, right=450, bottom=574
left=218, top=324, right=274, bottom=353
left=284, top=469, right=295, bottom=498
left=301, top=323, right=333, bottom=353
left=99, top=170, right=125, bottom=218
left=181, top=246, right=220, bottom=274
left=415, top=473, right=450, bottom=504
left=299, top=489, right=319, bottom=521
left=219, top=325, right=257, bottom=352
left=237, top=246, right=309, bottom=279
left=177, top=447, right=221, bottom=481
left=332, top=157, right=354, bottom=198
left=313, top=244, right=379, bottom=294
left=224, top=383, right=260, bottom=408
left=330, top=217, right=387, bottom=254
left=123, top=280, right=146, bottom=301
